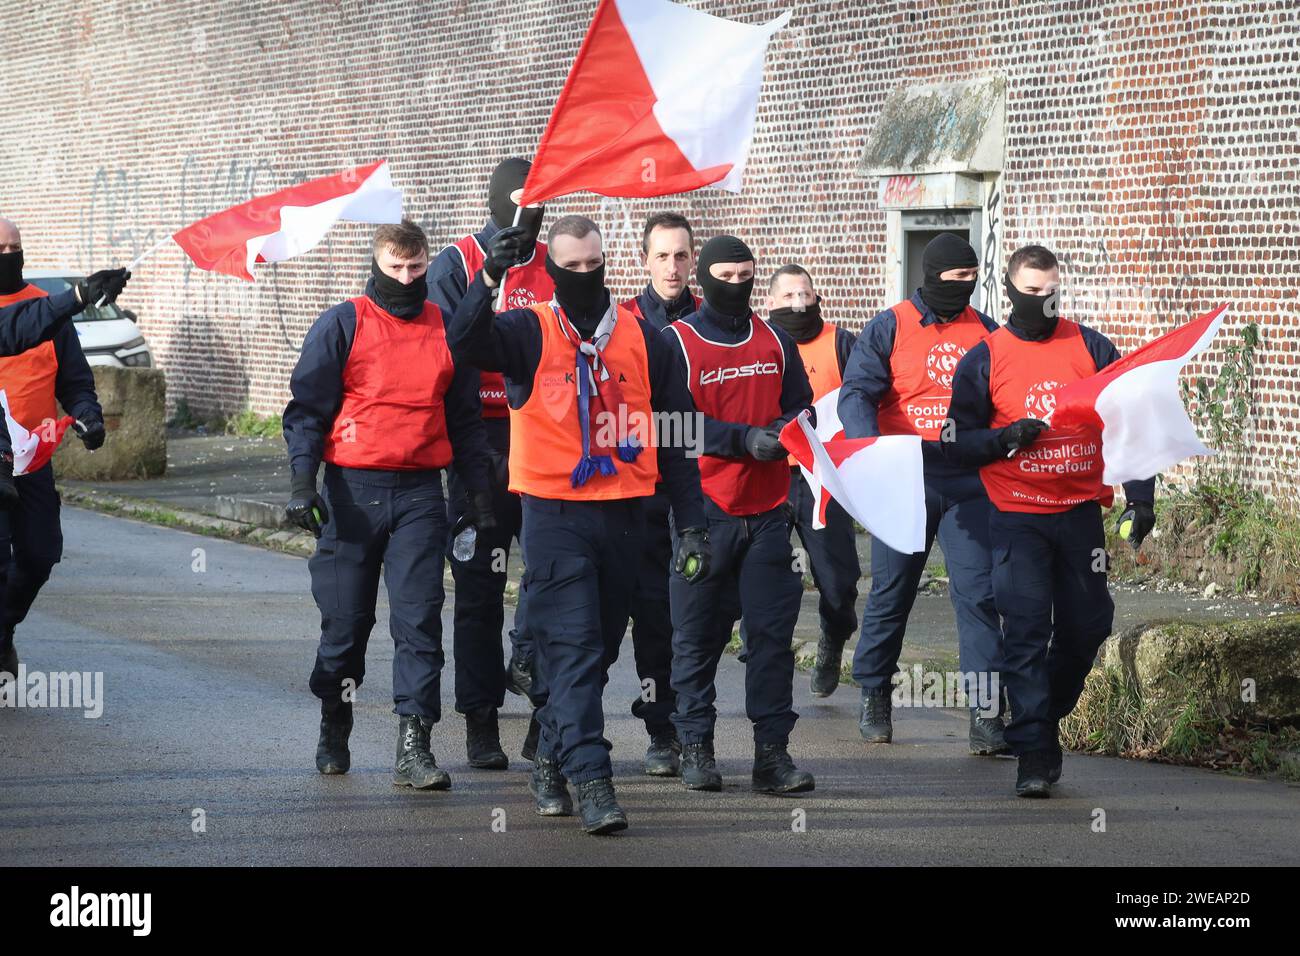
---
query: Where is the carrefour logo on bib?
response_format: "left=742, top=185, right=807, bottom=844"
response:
left=926, top=342, right=967, bottom=390
left=1024, top=380, right=1063, bottom=420
left=504, top=289, right=537, bottom=310
left=699, top=361, right=780, bottom=386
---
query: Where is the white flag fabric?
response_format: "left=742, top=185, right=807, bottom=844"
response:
left=1047, top=304, right=1228, bottom=485
left=781, top=409, right=927, bottom=553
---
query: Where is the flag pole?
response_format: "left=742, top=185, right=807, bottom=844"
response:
left=94, top=232, right=173, bottom=306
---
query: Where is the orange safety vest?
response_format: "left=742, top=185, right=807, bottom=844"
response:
left=788, top=322, right=842, bottom=466
left=979, top=319, right=1111, bottom=513
left=876, top=300, right=989, bottom=441
left=0, top=284, right=60, bottom=431
left=322, top=296, right=456, bottom=471
left=508, top=302, right=659, bottom=501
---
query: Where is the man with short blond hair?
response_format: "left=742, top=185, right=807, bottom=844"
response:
left=284, top=218, right=491, bottom=790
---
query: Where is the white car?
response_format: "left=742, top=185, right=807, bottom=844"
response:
left=23, top=270, right=153, bottom=368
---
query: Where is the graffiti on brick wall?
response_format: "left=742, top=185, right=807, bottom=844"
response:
left=79, top=167, right=160, bottom=271
left=881, top=175, right=922, bottom=208
left=981, top=183, right=1000, bottom=319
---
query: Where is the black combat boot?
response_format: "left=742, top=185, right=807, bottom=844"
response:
left=465, top=710, right=508, bottom=770
left=809, top=633, right=847, bottom=698
left=521, top=712, right=540, bottom=762
left=393, top=715, right=451, bottom=790
left=969, top=709, right=1011, bottom=756
left=505, top=651, right=534, bottom=699
left=859, top=687, right=893, bottom=742
left=1015, top=749, right=1056, bottom=798
left=315, top=700, right=353, bottom=775
left=751, top=742, right=815, bottom=794
left=575, top=777, right=628, bottom=834
left=643, top=726, right=681, bottom=777
left=680, top=740, right=723, bottom=791
left=529, top=756, right=573, bottom=816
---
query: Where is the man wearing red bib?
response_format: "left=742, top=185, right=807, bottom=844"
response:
left=284, top=221, right=492, bottom=791
left=449, top=215, right=708, bottom=835
left=664, top=235, right=816, bottom=796
left=839, top=234, right=1004, bottom=754
left=427, top=158, right=554, bottom=768
left=948, top=245, right=1156, bottom=797
left=765, top=264, right=859, bottom=698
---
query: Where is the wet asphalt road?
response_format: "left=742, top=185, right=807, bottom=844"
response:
left=1, top=508, right=1297, bottom=866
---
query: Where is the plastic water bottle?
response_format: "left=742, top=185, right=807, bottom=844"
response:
left=452, top=524, right=477, bottom=562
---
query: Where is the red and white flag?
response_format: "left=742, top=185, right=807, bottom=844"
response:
left=1, top=391, right=74, bottom=476
left=172, top=161, right=403, bottom=281
left=1047, top=304, right=1229, bottom=485
left=519, top=0, right=790, bottom=205
left=781, top=410, right=927, bottom=554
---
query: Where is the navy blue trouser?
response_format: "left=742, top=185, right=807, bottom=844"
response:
left=990, top=502, right=1114, bottom=754
left=308, top=465, right=449, bottom=721
left=628, top=488, right=676, bottom=734
left=670, top=499, right=802, bottom=746
left=522, top=495, right=645, bottom=785
left=787, top=468, right=860, bottom=640
left=852, top=470, right=1001, bottom=707
left=446, top=457, right=522, bottom=719
left=0, top=463, right=63, bottom=645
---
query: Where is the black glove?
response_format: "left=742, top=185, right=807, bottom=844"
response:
left=285, top=470, right=328, bottom=538
left=78, top=269, right=131, bottom=306
left=998, top=418, right=1048, bottom=453
left=745, top=425, right=787, bottom=462
left=1118, top=501, right=1156, bottom=548
left=471, top=489, right=498, bottom=532
left=0, top=455, right=17, bottom=511
left=74, top=417, right=106, bottom=451
left=673, top=527, right=711, bottom=583
left=483, top=226, right=532, bottom=283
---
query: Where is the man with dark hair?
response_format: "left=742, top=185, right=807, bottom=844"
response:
left=765, top=264, right=859, bottom=696
left=425, top=158, right=555, bottom=769
left=838, top=233, right=1005, bottom=755
left=663, top=235, right=816, bottom=795
left=284, top=219, right=492, bottom=791
left=0, top=218, right=128, bottom=683
left=948, top=243, right=1156, bottom=798
left=616, top=212, right=701, bottom=776
left=449, top=216, right=709, bottom=834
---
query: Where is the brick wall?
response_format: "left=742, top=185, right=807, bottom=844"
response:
left=1, top=0, right=1297, bottom=498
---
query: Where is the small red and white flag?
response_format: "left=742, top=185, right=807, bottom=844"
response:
left=781, top=410, right=927, bottom=554
left=519, top=0, right=790, bottom=205
left=172, top=161, right=403, bottom=281
left=1047, top=304, right=1229, bottom=485
left=1, top=391, right=74, bottom=476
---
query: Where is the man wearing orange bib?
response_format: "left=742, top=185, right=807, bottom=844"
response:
left=839, top=234, right=1003, bottom=754
left=0, top=217, right=127, bottom=682
left=427, top=158, right=554, bottom=768
left=948, top=245, right=1156, bottom=797
left=765, top=264, right=859, bottom=698
left=449, top=215, right=708, bottom=835
left=284, top=221, right=492, bottom=790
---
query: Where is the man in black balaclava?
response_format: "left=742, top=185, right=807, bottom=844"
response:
left=0, top=216, right=125, bottom=687
left=448, top=215, right=709, bottom=835
left=764, top=264, right=859, bottom=698
left=284, top=219, right=492, bottom=790
left=948, top=244, right=1156, bottom=799
left=660, top=235, right=816, bottom=797
left=425, top=158, right=556, bottom=770
left=838, top=232, right=1007, bottom=757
